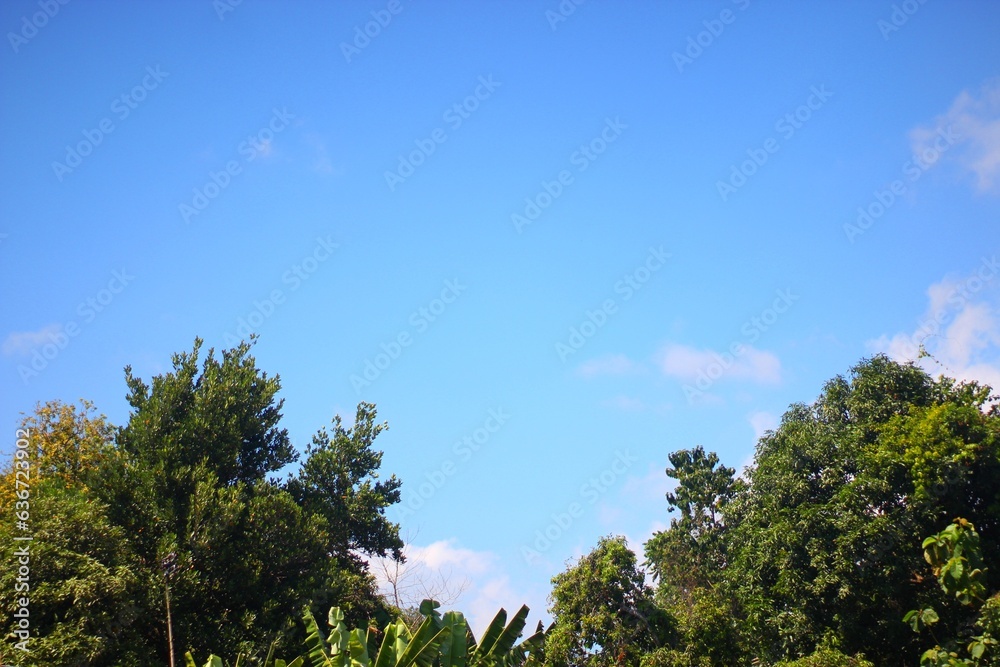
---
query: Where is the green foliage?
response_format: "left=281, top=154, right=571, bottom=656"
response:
left=923, top=519, right=988, bottom=605
left=298, top=600, right=544, bottom=667
left=905, top=519, right=997, bottom=666
left=0, top=482, right=144, bottom=666
left=546, top=536, right=675, bottom=667
left=119, top=338, right=296, bottom=488
left=773, top=647, right=875, bottom=667
left=1, top=339, right=404, bottom=663
left=644, top=447, right=742, bottom=613
left=287, top=402, right=404, bottom=570
left=718, top=355, right=1000, bottom=665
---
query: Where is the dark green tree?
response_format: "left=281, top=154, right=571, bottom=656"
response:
left=545, top=536, right=675, bottom=667
left=4, top=339, right=406, bottom=664
left=643, top=448, right=745, bottom=666
left=0, top=481, right=145, bottom=666
left=723, top=356, right=1000, bottom=665
left=645, top=446, right=742, bottom=605
left=287, top=402, right=404, bottom=571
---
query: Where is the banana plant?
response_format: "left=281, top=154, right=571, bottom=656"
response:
left=184, top=638, right=304, bottom=667
left=464, top=604, right=546, bottom=667
left=300, top=599, right=546, bottom=667
left=302, top=602, right=451, bottom=667
left=184, top=599, right=546, bottom=667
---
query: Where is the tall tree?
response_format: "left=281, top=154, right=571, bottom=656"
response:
left=287, top=402, right=404, bottom=570
left=545, top=536, right=675, bottom=667
left=3, top=339, right=407, bottom=664
left=723, top=355, right=1000, bottom=665
left=0, top=399, right=113, bottom=513
left=645, top=446, right=742, bottom=606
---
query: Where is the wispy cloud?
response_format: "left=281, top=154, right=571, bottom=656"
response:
left=599, top=395, right=646, bottom=411
left=305, top=133, right=340, bottom=175
left=910, top=78, right=1000, bottom=193
left=371, top=539, right=544, bottom=637
left=576, top=353, right=640, bottom=378
left=656, top=342, right=781, bottom=384
left=748, top=410, right=778, bottom=441
left=2, top=323, right=63, bottom=356
left=868, top=257, right=1000, bottom=391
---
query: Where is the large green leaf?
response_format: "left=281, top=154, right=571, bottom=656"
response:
left=439, top=611, right=469, bottom=667
left=373, top=620, right=402, bottom=667
left=488, top=605, right=530, bottom=657
left=348, top=627, right=371, bottom=667
left=303, top=608, right=336, bottom=667
left=396, top=614, right=451, bottom=667
left=470, top=607, right=507, bottom=666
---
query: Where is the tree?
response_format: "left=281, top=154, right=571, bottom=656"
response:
left=645, top=446, right=742, bottom=607
left=904, top=518, right=997, bottom=666
left=0, top=481, right=145, bottom=666
left=546, top=536, right=675, bottom=667
left=287, top=402, right=404, bottom=571
left=372, top=533, right=470, bottom=629
left=4, top=338, right=407, bottom=663
left=0, top=399, right=113, bottom=513
left=722, top=355, right=1000, bottom=665
left=642, top=448, right=746, bottom=666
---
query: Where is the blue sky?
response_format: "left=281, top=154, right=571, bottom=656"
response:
left=3, top=0, right=1000, bottom=633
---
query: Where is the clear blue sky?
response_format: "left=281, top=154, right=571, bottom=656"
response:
left=3, top=0, right=999, bottom=632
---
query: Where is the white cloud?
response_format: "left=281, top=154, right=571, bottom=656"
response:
left=408, top=540, right=494, bottom=576
left=748, top=410, right=778, bottom=441
left=868, top=258, right=1000, bottom=392
left=303, top=133, right=342, bottom=176
left=657, top=342, right=781, bottom=384
left=600, top=395, right=645, bottom=411
left=2, top=323, right=63, bottom=356
left=910, top=78, right=1000, bottom=192
left=576, top=353, right=640, bottom=378
left=371, top=539, right=543, bottom=638
left=619, top=462, right=672, bottom=505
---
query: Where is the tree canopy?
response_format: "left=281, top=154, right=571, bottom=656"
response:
left=1, top=339, right=405, bottom=665
left=548, top=355, right=1000, bottom=667
left=4, top=346, right=999, bottom=667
